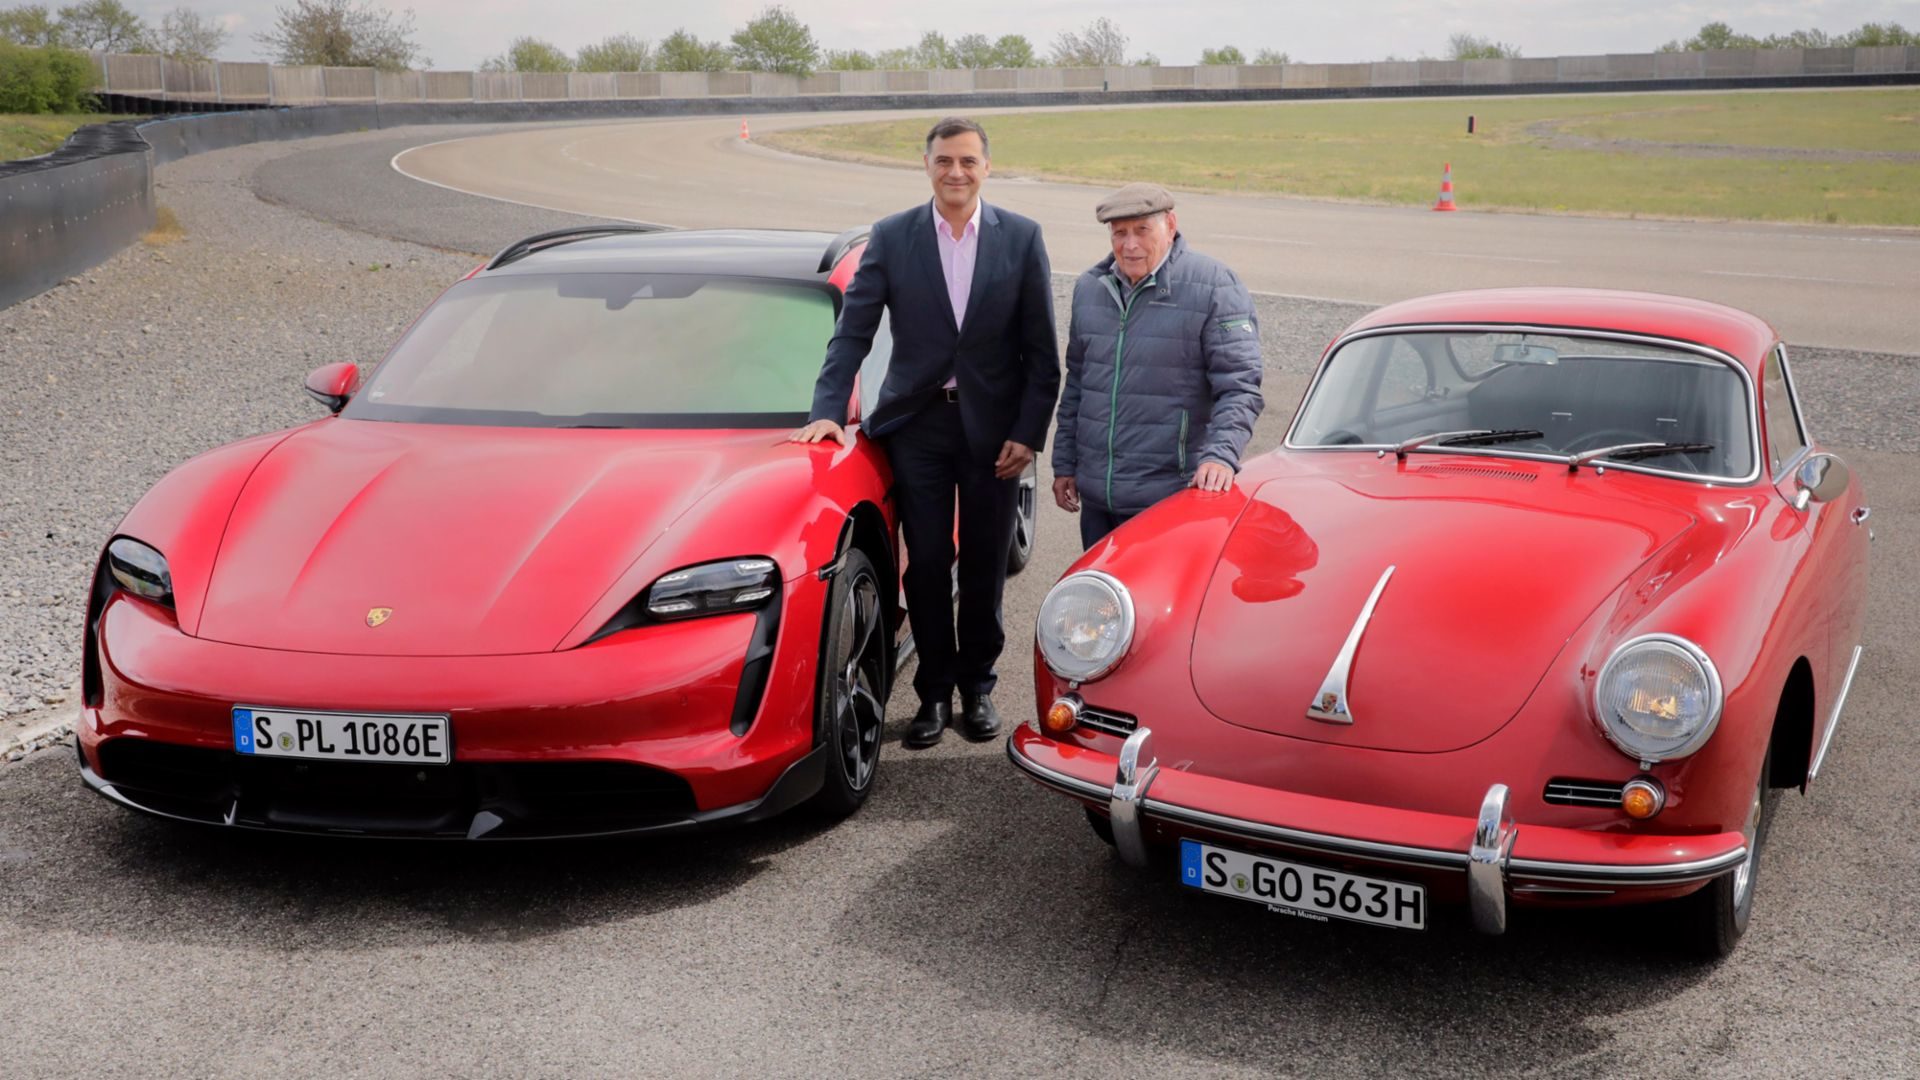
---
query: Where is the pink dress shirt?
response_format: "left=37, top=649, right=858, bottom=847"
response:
left=933, top=200, right=981, bottom=388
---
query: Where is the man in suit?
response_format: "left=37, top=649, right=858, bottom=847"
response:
left=791, top=117, right=1059, bottom=749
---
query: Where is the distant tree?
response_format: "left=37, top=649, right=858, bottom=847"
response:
left=989, top=33, right=1035, bottom=67
left=872, top=45, right=914, bottom=69
left=1658, top=21, right=1759, bottom=53
left=0, top=4, right=64, bottom=46
left=1199, top=44, right=1244, bottom=65
left=1447, top=33, right=1520, bottom=60
left=1132, top=51, right=1158, bottom=66
left=153, top=7, right=226, bottom=62
left=1757, top=28, right=1831, bottom=49
left=907, top=29, right=955, bottom=68
left=729, top=5, right=816, bottom=76
left=656, top=27, right=731, bottom=71
left=1050, top=17, right=1126, bottom=66
left=822, top=47, right=874, bottom=70
left=1840, top=22, right=1918, bottom=46
left=255, top=1, right=426, bottom=71
left=1252, top=47, right=1290, bottom=65
left=576, top=32, right=650, bottom=72
left=952, top=32, right=992, bottom=68
left=55, top=0, right=144, bottom=51
left=480, top=36, right=568, bottom=72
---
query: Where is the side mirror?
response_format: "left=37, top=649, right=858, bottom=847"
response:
left=1792, top=452, right=1850, bottom=510
left=304, top=363, right=360, bottom=414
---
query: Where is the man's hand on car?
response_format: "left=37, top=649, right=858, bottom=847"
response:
left=789, top=419, right=848, bottom=445
left=1192, top=461, right=1235, bottom=492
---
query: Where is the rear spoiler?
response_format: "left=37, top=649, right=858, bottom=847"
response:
left=486, top=224, right=664, bottom=271
left=818, top=226, right=872, bottom=274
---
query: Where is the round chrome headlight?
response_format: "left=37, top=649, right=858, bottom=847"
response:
left=1593, top=634, right=1723, bottom=763
left=1037, top=571, right=1135, bottom=683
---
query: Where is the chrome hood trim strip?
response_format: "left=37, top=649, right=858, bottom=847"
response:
left=1306, top=565, right=1395, bottom=724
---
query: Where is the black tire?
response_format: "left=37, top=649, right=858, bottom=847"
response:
left=1681, top=745, right=1775, bottom=959
left=1007, top=461, right=1037, bottom=576
left=808, top=547, right=888, bottom=819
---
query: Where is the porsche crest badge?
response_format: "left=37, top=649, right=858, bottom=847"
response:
left=366, top=607, right=393, bottom=628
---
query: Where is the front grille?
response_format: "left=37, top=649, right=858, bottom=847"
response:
left=1077, top=705, right=1138, bottom=738
left=1543, top=778, right=1627, bottom=807
left=95, top=739, right=698, bottom=838
left=1413, top=463, right=1537, bottom=482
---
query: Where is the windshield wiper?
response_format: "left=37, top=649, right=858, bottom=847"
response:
left=1392, top=429, right=1543, bottom=460
left=1567, top=441, right=1714, bottom=470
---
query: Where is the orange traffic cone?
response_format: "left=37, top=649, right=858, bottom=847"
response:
left=740, top=118, right=750, bottom=140
left=1432, top=163, right=1457, bottom=211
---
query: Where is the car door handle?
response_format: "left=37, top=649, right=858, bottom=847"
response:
left=1851, top=507, right=1871, bottom=525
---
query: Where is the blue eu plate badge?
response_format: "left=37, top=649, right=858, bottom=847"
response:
left=233, top=709, right=256, bottom=753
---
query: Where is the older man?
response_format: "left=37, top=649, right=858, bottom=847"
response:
left=1051, top=183, right=1264, bottom=546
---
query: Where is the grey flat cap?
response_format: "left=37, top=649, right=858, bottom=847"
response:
left=1094, top=182, right=1175, bottom=222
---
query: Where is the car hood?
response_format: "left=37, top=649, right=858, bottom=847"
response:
left=196, top=420, right=785, bottom=656
left=1190, top=469, right=1696, bottom=752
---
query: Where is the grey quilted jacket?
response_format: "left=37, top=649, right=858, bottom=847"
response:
left=1051, top=235, right=1264, bottom=515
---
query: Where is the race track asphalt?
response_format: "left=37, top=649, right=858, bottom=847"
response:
left=1, top=118, right=1916, bottom=1078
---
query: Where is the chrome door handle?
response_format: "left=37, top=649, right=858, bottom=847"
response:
left=1851, top=507, right=1871, bottom=525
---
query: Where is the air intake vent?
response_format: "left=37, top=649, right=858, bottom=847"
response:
left=1414, top=463, right=1537, bottom=482
left=1544, top=778, right=1626, bottom=807
left=1078, top=705, right=1138, bottom=738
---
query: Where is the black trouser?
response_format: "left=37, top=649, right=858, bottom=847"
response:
left=884, top=398, right=1018, bottom=705
left=1078, top=499, right=1135, bottom=550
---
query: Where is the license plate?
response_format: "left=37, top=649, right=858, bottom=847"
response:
left=232, top=706, right=451, bottom=765
left=1180, top=839, right=1426, bottom=930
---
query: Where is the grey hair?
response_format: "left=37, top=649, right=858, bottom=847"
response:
left=925, top=117, right=989, bottom=158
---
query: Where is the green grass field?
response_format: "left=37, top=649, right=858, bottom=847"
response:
left=763, top=89, right=1920, bottom=227
left=0, top=113, right=138, bottom=162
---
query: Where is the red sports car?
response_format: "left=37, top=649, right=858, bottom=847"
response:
left=1011, top=288, right=1871, bottom=956
left=78, top=225, right=1035, bottom=838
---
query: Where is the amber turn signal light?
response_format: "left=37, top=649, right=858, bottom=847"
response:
left=1043, top=695, right=1082, bottom=735
left=1621, top=777, right=1666, bottom=820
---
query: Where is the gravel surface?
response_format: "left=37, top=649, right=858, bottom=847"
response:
left=1, top=124, right=1916, bottom=1077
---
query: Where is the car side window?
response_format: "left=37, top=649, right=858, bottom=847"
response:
left=1762, top=345, right=1807, bottom=474
left=1373, top=338, right=1430, bottom=410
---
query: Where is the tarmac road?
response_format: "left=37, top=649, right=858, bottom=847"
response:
left=1, top=122, right=1916, bottom=1077
left=391, top=107, right=1920, bottom=354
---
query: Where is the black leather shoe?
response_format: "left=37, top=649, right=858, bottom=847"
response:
left=903, top=700, right=951, bottom=749
left=956, top=694, right=1002, bottom=743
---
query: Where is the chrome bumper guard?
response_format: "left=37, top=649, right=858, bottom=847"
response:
left=1008, top=727, right=1750, bottom=936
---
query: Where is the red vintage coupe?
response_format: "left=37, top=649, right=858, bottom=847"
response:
left=77, top=225, right=1036, bottom=839
left=1011, top=288, right=1871, bottom=956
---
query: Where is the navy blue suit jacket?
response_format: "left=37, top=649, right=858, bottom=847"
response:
left=808, top=201, right=1060, bottom=460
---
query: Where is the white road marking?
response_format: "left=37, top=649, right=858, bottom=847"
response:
left=1702, top=269, right=1893, bottom=286
left=1419, top=251, right=1561, bottom=264
left=391, top=139, right=680, bottom=229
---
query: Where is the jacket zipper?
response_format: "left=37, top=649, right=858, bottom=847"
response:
left=1106, top=277, right=1147, bottom=510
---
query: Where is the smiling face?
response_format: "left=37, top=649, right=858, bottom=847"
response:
left=1109, top=211, right=1177, bottom=285
left=924, top=130, right=989, bottom=219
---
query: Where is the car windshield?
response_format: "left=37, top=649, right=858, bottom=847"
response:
left=344, top=272, right=834, bottom=428
left=1289, top=330, right=1756, bottom=480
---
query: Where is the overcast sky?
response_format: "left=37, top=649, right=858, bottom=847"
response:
left=125, top=1, right=1920, bottom=69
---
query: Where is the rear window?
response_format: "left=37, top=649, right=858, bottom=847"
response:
left=345, top=273, right=834, bottom=428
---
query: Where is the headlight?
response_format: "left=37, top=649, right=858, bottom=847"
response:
left=644, top=558, right=779, bottom=621
left=1037, top=571, right=1134, bottom=683
left=106, top=537, right=173, bottom=607
left=1593, top=634, right=1723, bottom=763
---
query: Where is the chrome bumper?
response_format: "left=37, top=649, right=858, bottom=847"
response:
left=1008, top=726, right=1750, bottom=936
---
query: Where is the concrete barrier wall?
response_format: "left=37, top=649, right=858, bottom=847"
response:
left=423, top=71, right=473, bottom=101
left=323, top=67, right=376, bottom=102
left=273, top=66, right=327, bottom=105
left=0, top=124, right=152, bottom=310
left=80, top=45, right=1920, bottom=108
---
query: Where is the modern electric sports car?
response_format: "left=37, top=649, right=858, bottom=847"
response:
left=1010, top=288, right=1871, bottom=956
left=78, top=225, right=1036, bottom=839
